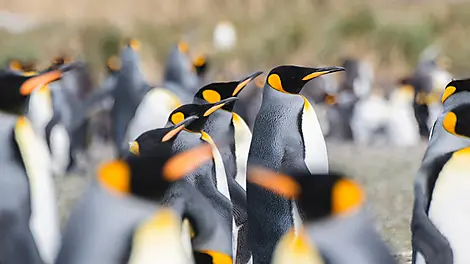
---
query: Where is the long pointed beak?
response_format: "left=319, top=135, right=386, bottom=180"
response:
left=232, top=71, right=264, bottom=96
left=203, top=97, right=238, bottom=117
left=162, top=116, right=199, bottom=142
left=302, top=66, right=345, bottom=81
left=163, top=143, right=213, bottom=181
left=248, top=166, right=300, bottom=199
left=19, top=63, right=77, bottom=95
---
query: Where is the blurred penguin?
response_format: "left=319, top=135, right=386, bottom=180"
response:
left=412, top=79, right=470, bottom=264
left=248, top=167, right=397, bottom=264
left=385, top=78, right=420, bottom=147
left=0, top=67, right=75, bottom=264
left=56, top=127, right=217, bottom=264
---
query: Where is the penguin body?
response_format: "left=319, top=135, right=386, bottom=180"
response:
left=123, top=42, right=197, bottom=144
left=386, top=81, right=420, bottom=147
left=249, top=168, right=396, bottom=264
left=0, top=67, right=73, bottom=264
left=247, top=65, right=344, bottom=264
left=109, top=41, right=150, bottom=156
left=57, top=122, right=218, bottom=264
left=412, top=79, right=470, bottom=264
left=192, top=72, right=262, bottom=263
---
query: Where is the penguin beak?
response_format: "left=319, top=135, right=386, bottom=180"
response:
left=302, top=66, right=345, bottom=81
left=129, top=141, right=140, bottom=156
left=162, top=116, right=199, bottom=142
left=247, top=167, right=300, bottom=199
left=203, top=97, right=238, bottom=117
left=163, top=143, right=213, bottom=181
left=19, top=70, right=62, bottom=95
left=232, top=71, right=264, bottom=96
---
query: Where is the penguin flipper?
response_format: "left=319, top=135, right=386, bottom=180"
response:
left=411, top=170, right=453, bottom=264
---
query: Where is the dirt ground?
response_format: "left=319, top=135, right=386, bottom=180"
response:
left=56, top=140, right=427, bottom=264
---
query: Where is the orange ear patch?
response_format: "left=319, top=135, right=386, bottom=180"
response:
left=443, top=112, right=457, bottom=134
left=98, top=160, right=130, bottom=194
left=248, top=167, right=300, bottom=199
left=331, top=179, right=364, bottom=215
left=267, top=74, right=285, bottom=93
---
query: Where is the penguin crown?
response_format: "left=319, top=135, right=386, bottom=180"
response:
left=169, top=99, right=237, bottom=131
left=248, top=167, right=365, bottom=221
left=98, top=143, right=213, bottom=201
left=266, top=65, right=345, bottom=94
left=193, top=71, right=262, bottom=111
left=441, top=78, right=470, bottom=103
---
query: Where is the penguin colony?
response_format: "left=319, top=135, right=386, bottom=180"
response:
left=0, top=38, right=464, bottom=264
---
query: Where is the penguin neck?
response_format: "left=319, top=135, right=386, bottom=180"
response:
left=263, top=86, right=303, bottom=105
left=202, top=110, right=233, bottom=135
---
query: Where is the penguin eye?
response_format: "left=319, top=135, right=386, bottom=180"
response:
left=267, top=74, right=285, bottom=92
left=441, top=85, right=456, bottom=103
left=202, top=90, right=221, bottom=103
left=171, top=112, right=185, bottom=125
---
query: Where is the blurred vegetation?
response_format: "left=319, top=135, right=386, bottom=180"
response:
left=1, top=0, right=470, bottom=84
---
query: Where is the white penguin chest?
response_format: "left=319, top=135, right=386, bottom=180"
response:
left=300, top=96, right=328, bottom=174
left=428, top=149, right=470, bottom=264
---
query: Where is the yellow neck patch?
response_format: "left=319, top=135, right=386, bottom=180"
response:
left=199, top=250, right=232, bottom=264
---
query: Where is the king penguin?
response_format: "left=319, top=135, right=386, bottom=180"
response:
left=247, top=65, right=345, bottom=264
left=192, top=71, right=262, bottom=264
left=107, top=39, right=150, bottom=157
left=56, top=118, right=228, bottom=264
left=248, top=167, right=397, bottom=264
left=0, top=67, right=74, bottom=264
left=124, top=41, right=197, bottom=143
left=129, top=98, right=238, bottom=260
left=412, top=78, right=470, bottom=264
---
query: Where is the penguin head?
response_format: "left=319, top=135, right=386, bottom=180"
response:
left=106, top=55, right=122, bottom=73
left=120, top=38, right=142, bottom=70
left=266, top=65, right=345, bottom=94
left=248, top=167, right=365, bottom=221
left=441, top=78, right=470, bottom=104
left=7, top=59, right=23, bottom=72
left=193, top=71, right=262, bottom=111
left=193, top=54, right=209, bottom=77
left=49, top=55, right=73, bottom=70
left=98, top=142, right=213, bottom=201
left=168, top=98, right=238, bottom=132
left=0, top=67, right=70, bottom=113
left=130, top=115, right=200, bottom=156
left=442, top=103, right=470, bottom=139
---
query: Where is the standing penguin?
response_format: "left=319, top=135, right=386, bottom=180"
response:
left=248, top=167, right=397, bottom=264
left=247, top=65, right=344, bottom=264
left=129, top=98, right=238, bottom=260
left=0, top=67, right=73, bottom=264
left=192, top=71, right=262, bottom=264
left=124, top=41, right=197, bottom=143
left=108, top=39, right=150, bottom=156
left=56, top=118, right=229, bottom=264
left=412, top=79, right=470, bottom=264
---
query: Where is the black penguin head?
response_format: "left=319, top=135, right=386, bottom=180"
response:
left=266, top=65, right=345, bottom=94
left=193, top=71, right=263, bottom=111
left=0, top=68, right=68, bottom=113
left=442, top=103, right=470, bottom=139
left=168, top=98, right=238, bottom=132
left=193, top=54, right=209, bottom=77
left=48, top=55, right=73, bottom=70
left=129, top=116, right=200, bottom=157
left=248, top=167, right=365, bottom=221
left=441, top=78, right=470, bottom=104
left=97, top=142, right=213, bottom=201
